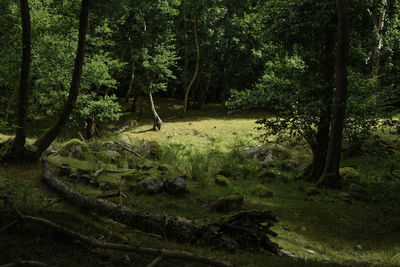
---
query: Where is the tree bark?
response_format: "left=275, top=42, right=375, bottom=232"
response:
left=183, top=17, right=200, bottom=114
left=125, top=39, right=135, bottom=101
left=371, top=0, right=388, bottom=78
left=149, top=80, right=162, bottom=131
left=319, top=0, right=350, bottom=189
left=304, top=23, right=336, bottom=182
left=33, top=0, right=90, bottom=156
left=12, top=0, right=31, bottom=157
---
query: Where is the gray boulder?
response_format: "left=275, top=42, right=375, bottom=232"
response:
left=138, top=177, right=164, bottom=194
left=163, top=177, right=188, bottom=196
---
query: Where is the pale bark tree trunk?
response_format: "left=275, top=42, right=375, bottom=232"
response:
left=183, top=17, right=200, bottom=114
left=319, top=0, right=350, bottom=189
left=125, top=38, right=135, bottom=101
left=149, top=80, right=162, bottom=131
left=371, top=0, right=388, bottom=78
left=34, top=0, right=90, bottom=156
left=13, top=0, right=31, bottom=157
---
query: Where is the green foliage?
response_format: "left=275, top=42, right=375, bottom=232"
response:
left=70, top=93, right=121, bottom=132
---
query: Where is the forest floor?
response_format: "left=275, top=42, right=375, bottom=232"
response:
left=1, top=98, right=400, bottom=266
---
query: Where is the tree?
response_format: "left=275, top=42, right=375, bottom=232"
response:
left=318, top=0, right=350, bottom=188
left=32, top=0, right=90, bottom=156
left=9, top=0, right=31, bottom=160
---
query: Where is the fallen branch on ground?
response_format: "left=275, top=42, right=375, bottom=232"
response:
left=0, top=197, right=240, bottom=267
left=96, top=191, right=137, bottom=207
left=115, top=141, right=143, bottom=159
left=0, top=260, right=50, bottom=267
left=41, top=152, right=280, bottom=253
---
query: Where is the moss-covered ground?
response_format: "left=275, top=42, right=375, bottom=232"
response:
left=1, top=99, right=400, bottom=266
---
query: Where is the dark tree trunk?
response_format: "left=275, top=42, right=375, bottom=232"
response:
left=149, top=80, right=162, bottom=131
left=12, top=0, right=31, bottom=158
left=85, top=114, right=95, bottom=140
left=319, top=0, right=350, bottom=189
left=34, top=0, right=90, bottom=156
left=304, top=23, right=336, bottom=182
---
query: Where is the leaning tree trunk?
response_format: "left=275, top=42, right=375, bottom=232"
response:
left=371, top=0, right=388, bottom=78
left=183, top=17, right=200, bottom=114
left=149, top=80, right=162, bottom=131
left=125, top=39, right=135, bottom=101
left=9, top=0, right=31, bottom=160
left=319, top=0, right=350, bottom=189
left=33, top=0, right=90, bottom=157
left=304, top=23, right=335, bottom=182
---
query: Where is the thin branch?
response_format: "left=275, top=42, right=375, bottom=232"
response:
left=147, top=255, right=164, bottom=267
left=0, top=260, right=50, bottom=267
left=115, top=141, right=143, bottom=159
left=3, top=199, right=240, bottom=267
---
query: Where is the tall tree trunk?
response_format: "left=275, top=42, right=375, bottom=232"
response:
left=149, top=80, right=162, bottom=131
left=125, top=40, right=135, bottom=101
left=319, top=0, right=350, bottom=189
left=12, top=0, right=31, bottom=157
left=304, top=23, right=336, bottom=182
left=371, top=0, right=388, bottom=78
left=183, top=18, right=200, bottom=114
left=178, top=3, right=189, bottom=99
left=34, top=0, right=90, bottom=156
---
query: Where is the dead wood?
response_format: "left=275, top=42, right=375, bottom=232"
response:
left=96, top=191, right=137, bottom=207
left=41, top=153, right=280, bottom=253
left=0, top=260, right=50, bottom=267
left=1, top=197, right=240, bottom=267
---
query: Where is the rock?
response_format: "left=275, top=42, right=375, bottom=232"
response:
left=143, top=141, right=162, bottom=160
left=252, top=185, right=274, bottom=198
left=163, top=177, right=188, bottom=196
left=103, top=141, right=117, bottom=151
left=59, top=139, right=89, bottom=160
left=340, top=167, right=361, bottom=180
left=58, top=164, right=71, bottom=177
left=348, top=183, right=366, bottom=194
left=138, top=177, right=164, bottom=194
left=305, top=186, right=321, bottom=196
left=214, top=192, right=244, bottom=212
left=356, top=245, right=362, bottom=250
left=69, top=172, right=79, bottom=181
left=242, top=143, right=289, bottom=165
left=118, top=132, right=132, bottom=144
left=79, top=174, right=92, bottom=184
left=215, top=175, right=231, bottom=186
left=139, top=164, right=156, bottom=171
left=98, top=150, right=121, bottom=163
left=158, top=163, right=173, bottom=172
left=338, top=192, right=352, bottom=203
left=257, top=168, right=277, bottom=179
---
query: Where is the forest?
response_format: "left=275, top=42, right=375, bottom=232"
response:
left=1, top=0, right=400, bottom=266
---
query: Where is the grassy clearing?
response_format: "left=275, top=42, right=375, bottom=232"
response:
left=1, top=99, right=400, bottom=266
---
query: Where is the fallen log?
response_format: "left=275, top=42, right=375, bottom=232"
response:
left=0, top=260, right=50, bottom=267
left=42, top=153, right=280, bottom=253
left=0, top=197, right=240, bottom=267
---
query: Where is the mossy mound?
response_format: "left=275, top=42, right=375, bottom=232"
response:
left=305, top=186, right=321, bottom=196
left=215, top=175, right=231, bottom=186
left=340, top=167, right=361, bottom=180
left=252, top=185, right=274, bottom=198
left=214, top=192, right=244, bottom=212
left=59, top=139, right=89, bottom=160
left=143, top=141, right=162, bottom=160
